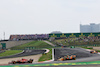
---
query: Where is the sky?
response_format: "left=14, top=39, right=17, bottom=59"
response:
left=0, top=0, right=100, bottom=39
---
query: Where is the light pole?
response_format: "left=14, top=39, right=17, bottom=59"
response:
left=4, top=32, right=5, bottom=40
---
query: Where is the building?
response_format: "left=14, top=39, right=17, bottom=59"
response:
left=80, top=23, right=100, bottom=33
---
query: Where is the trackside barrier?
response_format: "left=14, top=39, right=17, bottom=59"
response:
left=10, top=44, right=100, bottom=50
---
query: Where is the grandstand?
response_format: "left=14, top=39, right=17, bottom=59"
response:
left=9, top=32, right=100, bottom=41
left=9, top=34, right=49, bottom=41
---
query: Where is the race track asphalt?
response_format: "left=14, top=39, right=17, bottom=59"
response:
left=0, top=50, right=46, bottom=59
left=54, top=47, right=100, bottom=61
left=1, top=47, right=100, bottom=67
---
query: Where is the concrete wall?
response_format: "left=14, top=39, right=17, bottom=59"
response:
left=0, top=40, right=33, bottom=49
left=93, top=47, right=100, bottom=50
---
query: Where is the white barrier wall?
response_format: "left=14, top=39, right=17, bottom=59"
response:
left=0, top=40, right=33, bottom=49
left=93, top=47, right=100, bottom=50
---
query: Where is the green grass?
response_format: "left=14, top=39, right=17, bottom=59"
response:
left=11, top=41, right=53, bottom=50
left=0, top=50, right=22, bottom=57
left=81, top=47, right=93, bottom=49
left=38, top=48, right=52, bottom=62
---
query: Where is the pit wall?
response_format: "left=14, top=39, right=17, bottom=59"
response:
left=0, top=40, right=33, bottom=49
left=93, top=47, right=100, bottom=50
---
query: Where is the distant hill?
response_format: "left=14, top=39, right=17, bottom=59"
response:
left=50, top=31, right=62, bottom=34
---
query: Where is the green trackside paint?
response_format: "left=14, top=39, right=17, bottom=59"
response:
left=70, top=46, right=75, bottom=48
left=1, top=61, right=100, bottom=67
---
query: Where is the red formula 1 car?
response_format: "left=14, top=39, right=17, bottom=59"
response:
left=8, top=59, right=33, bottom=64
left=90, top=50, right=98, bottom=54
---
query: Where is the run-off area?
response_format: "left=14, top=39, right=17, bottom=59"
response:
left=54, top=48, right=99, bottom=61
